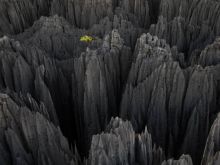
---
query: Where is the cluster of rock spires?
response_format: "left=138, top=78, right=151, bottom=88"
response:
left=0, top=0, right=220, bottom=165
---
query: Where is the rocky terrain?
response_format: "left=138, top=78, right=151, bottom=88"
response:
left=0, top=0, right=220, bottom=164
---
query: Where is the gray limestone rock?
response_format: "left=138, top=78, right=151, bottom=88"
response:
left=161, top=155, right=193, bottom=165
left=0, top=93, right=79, bottom=165
left=0, top=0, right=220, bottom=164
left=201, top=113, right=220, bottom=165
left=199, top=38, right=220, bottom=67
left=72, top=30, right=132, bottom=153
left=0, top=0, right=50, bottom=34
left=88, top=117, right=165, bottom=165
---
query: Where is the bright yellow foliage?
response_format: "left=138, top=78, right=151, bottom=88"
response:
left=80, top=35, right=94, bottom=42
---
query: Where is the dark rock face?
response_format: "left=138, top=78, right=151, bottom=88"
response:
left=201, top=113, right=220, bottom=165
left=120, top=34, right=218, bottom=164
left=72, top=29, right=133, bottom=154
left=0, top=0, right=51, bottom=35
left=88, top=117, right=165, bottom=165
left=0, top=0, right=220, bottom=165
left=150, top=0, right=220, bottom=63
left=0, top=93, right=79, bottom=165
left=161, top=155, right=193, bottom=165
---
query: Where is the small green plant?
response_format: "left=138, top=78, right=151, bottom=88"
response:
left=80, top=35, right=94, bottom=42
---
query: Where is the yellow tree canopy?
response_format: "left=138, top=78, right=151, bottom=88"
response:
left=80, top=35, right=94, bottom=42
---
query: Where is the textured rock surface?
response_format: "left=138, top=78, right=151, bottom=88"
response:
left=120, top=33, right=218, bottom=164
left=0, top=0, right=51, bottom=34
left=161, top=155, right=193, bottom=165
left=201, top=113, right=220, bottom=165
left=198, top=38, right=220, bottom=67
left=0, top=93, right=79, bottom=165
left=0, top=0, right=220, bottom=165
left=88, top=117, right=165, bottom=165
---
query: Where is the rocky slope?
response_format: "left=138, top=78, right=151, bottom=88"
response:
left=0, top=0, right=220, bottom=165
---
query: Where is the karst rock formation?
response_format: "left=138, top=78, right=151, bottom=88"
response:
left=0, top=0, right=220, bottom=165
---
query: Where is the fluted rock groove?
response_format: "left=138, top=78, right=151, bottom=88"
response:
left=0, top=0, right=220, bottom=165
